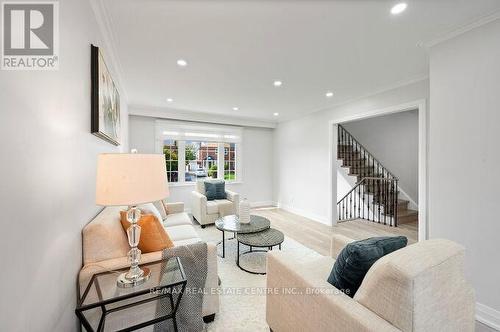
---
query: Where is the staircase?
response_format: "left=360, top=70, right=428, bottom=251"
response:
left=337, top=125, right=418, bottom=227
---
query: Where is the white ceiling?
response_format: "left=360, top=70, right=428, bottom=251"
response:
left=103, top=0, right=500, bottom=122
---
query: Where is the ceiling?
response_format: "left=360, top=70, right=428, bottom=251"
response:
left=103, top=0, right=500, bottom=122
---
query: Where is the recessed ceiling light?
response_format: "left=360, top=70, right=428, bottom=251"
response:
left=166, top=98, right=173, bottom=103
left=273, top=80, right=283, bottom=87
left=232, top=107, right=239, bottom=111
left=326, top=91, right=334, bottom=98
left=390, top=3, right=407, bottom=15
left=176, top=59, right=188, bottom=67
left=273, top=112, right=279, bottom=116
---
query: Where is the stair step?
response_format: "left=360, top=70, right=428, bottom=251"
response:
left=397, top=209, right=418, bottom=224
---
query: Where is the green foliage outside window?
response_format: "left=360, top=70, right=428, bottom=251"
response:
left=208, top=164, right=218, bottom=178
left=163, top=146, right=178, bottom=172
left=185, top=144, right=196, bottom=165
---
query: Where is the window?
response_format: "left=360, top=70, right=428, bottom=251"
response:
left=224, top=143, right=236, bottom=181
left=163, top=139, right=178, bottom=182
left=185, top=141, right=218, bottom=182
left=156, top=120, right=242, bottom=184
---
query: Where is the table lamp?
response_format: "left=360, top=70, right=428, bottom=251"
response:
left=96, top=153, right=169, bottom=287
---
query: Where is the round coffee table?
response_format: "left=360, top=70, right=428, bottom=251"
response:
left=215, top=215, right=270, bottom=258
left=237, top=228, right=284, bottom=275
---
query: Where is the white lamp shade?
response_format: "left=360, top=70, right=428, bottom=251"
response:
left=96, top=153, right=169, bottom=206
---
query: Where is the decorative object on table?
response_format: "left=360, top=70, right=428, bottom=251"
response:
left=327, top=236, right=407, bottom=297
left=76, top=258, right=186, bottom=332
left=239, top=198, right=251, bottom=224
left=96, top=153, right=169, bottom=288
left=236, top=228, right=284, bottom=275
left=215, top=214, right=270, bottom=258
left=155, top=242, right=208, bottom=331
left=91, top=44, right=121, bottom=146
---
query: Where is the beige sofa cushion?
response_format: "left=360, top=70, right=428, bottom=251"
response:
left=174, top=238, right=202, bottom=246
left=152, top=200, right=168, bottom=219
left=82, top=206, right=129, bottom=265
left=165, top=224, right=201, bottom=242
left=164, top=212, right=193, bottom=227
left=354, top=239, right=475, bottom=332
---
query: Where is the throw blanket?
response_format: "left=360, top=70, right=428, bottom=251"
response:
left=154, top=242, right=208, bottom=332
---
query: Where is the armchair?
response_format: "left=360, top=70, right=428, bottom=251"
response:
left=191, top=180, right=240, bottom=227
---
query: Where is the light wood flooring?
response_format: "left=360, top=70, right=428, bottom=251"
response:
left=251, top=207, right=418, bottom=256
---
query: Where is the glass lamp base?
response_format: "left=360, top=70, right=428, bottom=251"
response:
left=116, top=267, right=151, bottom=288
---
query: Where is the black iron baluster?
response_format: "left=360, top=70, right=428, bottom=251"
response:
left=394, top=179, right=399, bottom=227
left=349, top=192, right=352, bottom=219
left=337, top=126, right=342, bottom=159
left=377, top=166, right=381, bottom=223
left=383, top=176, right=387, bottom=226
left=357, top=180, right=361, bottom=218
left=362, top=179, right=365, bottom=219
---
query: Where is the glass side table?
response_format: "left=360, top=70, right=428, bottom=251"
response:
left=76, top=257, right=186, bottom=332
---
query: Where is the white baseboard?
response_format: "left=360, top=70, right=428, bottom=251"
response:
left=278, top=203, right=330, bottom=225
left=250, top=201, right=277, bottom=208
left=477, top=302, right=500, bottom=331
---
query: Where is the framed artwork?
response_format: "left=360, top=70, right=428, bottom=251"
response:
left=91, top=44, right=121, bottom=146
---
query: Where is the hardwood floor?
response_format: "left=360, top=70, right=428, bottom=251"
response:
left=251, top=207, right=418, bottom=256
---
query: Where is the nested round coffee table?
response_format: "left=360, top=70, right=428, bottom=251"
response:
left=237, top=228, right=284, bottom=275
left=215, top=215, right=270, bottom=258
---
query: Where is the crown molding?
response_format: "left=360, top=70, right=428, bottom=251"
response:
left=88, top=0, right=129, bottom=101
left=282, top=73, right=428, bottom=124
left=420, top=10, right=500, bottom=49
left=129, top=105, right=277, bottom=129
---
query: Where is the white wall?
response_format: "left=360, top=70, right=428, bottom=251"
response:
left=342, top=109, right=419, bottom=204
left=273, top=79, right=428, bottom=224
left=429, top=19, right=500, bottom=325
left=0, top=0, right=128, bottom=330
left=129, top=115, right=275, bottom=209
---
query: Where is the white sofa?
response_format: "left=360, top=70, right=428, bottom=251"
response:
left=266, top=234, right=475, bottom=332
left=191, top=180, right=240, bottom=227
left=79, top=201, right=219, bottom=327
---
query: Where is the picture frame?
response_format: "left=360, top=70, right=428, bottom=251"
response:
left=91, top=44, right=121, bottom=146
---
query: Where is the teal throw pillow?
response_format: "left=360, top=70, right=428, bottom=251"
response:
left=327, top=236, right=407, bottom=297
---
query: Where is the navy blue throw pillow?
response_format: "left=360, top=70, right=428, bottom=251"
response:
left=327, top=236, right=407, bottom=297
left=204, top=181, right=226, bottom=201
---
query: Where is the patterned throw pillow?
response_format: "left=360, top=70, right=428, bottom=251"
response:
left=327, top=236, right=407, bottom=297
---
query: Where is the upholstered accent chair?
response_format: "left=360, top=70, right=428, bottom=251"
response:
left=191, top=180, right=240, bottom=227
left=266, top=234, right=475, bottom=332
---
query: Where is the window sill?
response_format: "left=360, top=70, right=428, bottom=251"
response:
left=169, top=181, right=243, bottom=188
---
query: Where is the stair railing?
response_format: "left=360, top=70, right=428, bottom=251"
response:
left=337, top=177, right=399, bottom=226
left=337, top=125, right=399, bottom=226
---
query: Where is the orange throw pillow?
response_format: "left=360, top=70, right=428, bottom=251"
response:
left=120, top=211, right=174, bottom=253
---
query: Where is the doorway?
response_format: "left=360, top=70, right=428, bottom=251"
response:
left=328, top=100, right=427, bottom=241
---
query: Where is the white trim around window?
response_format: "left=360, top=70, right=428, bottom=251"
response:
left=155, top=120, right=243, bottom=184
